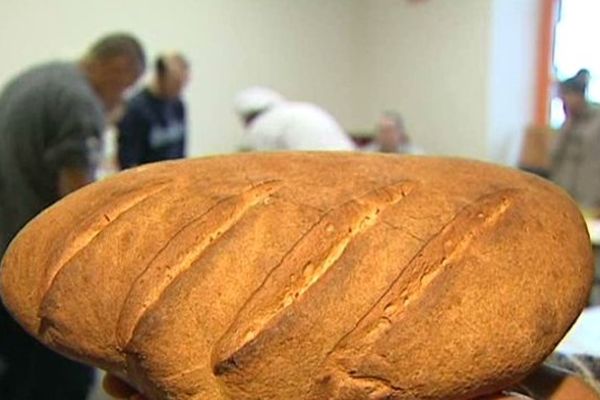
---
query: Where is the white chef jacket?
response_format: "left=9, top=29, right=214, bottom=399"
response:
left=242, top=102, right=355, bottom=151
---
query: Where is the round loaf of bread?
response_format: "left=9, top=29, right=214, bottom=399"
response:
left=0, top=153, right=594, bottom=399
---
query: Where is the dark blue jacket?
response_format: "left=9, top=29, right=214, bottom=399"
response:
left=118, top=88, right=186, bottom=169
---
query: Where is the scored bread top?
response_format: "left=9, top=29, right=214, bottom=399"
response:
left=0, top=153, right=594, bottom=399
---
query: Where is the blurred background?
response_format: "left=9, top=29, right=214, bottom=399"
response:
left=1, top=0, right=600, bottom=399
left=0, top=0, right=542, bottom=163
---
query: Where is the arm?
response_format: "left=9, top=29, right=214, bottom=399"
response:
left=57, top=166, right=94, bottom=197
left=43, top=91, right=104, bottom=199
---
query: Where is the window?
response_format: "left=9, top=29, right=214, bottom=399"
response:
left=551, top=0, right=600, bottom=127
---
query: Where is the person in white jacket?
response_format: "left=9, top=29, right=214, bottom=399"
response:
left=234, top=86, right=355, bottom=151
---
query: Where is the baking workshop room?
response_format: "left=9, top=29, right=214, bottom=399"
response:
left=0, top=0, right=599, bottom=399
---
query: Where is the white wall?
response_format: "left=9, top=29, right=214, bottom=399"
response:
left=0, top=0, right=540, bottom=161
left=359, top=0, right=540, bottom=163
left=0, top=0, right=363, bottom=156
left=360, top=0, right=493, bottom=159
left=487, top=0, right=540, bottom=165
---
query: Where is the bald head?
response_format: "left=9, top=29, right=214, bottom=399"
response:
left=153, top=52, right=190, bottom=99
left=85, top=33, right=146, bottom=71
left=377, top=111, right=409, bottom=153
left=81, top=33, right=146, bottom=113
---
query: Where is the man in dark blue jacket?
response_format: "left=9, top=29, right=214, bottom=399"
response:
left=118, top=52, right=189, bottom=169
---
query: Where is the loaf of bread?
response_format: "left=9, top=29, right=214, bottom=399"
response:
left=0, top=153, right=594, bottom=399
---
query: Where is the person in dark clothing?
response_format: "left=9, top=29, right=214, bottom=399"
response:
left=0, top=33, right=145, bottom=400
left=575, top=68, right=591, bottom=93
left=117, top=52, right=190, bottom=169
left=551, top=76, right=600, bottom=209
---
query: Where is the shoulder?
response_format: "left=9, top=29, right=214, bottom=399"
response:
left=46, top=63, right=102, bottom=113
left=286, top=102, right=342, bottom=127
left=588, top=106, right=600, bottom=121
left=120, top=89, right=156, bottom=122
left=13, top=61, right=76, bottom=83
left=288, top=102, right=328, bottom=115
left=126, top=88, right=153, bottom=109
left=2, top=62, right=87, bottom=103
left=251, top=102, right=339, bottom=130
left=584, top=108, right=600, bottom=136
left=19, top=62, right=102, bottom=121
left=288, top=102, right=340, bottom=125
left=40, top=62, right=91, bottom=97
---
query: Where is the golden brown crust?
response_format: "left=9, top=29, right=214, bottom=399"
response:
left=0, top=153, right=594, bottom=399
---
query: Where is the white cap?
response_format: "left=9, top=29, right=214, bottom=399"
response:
left=233, top=86, right=284, bottom=117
